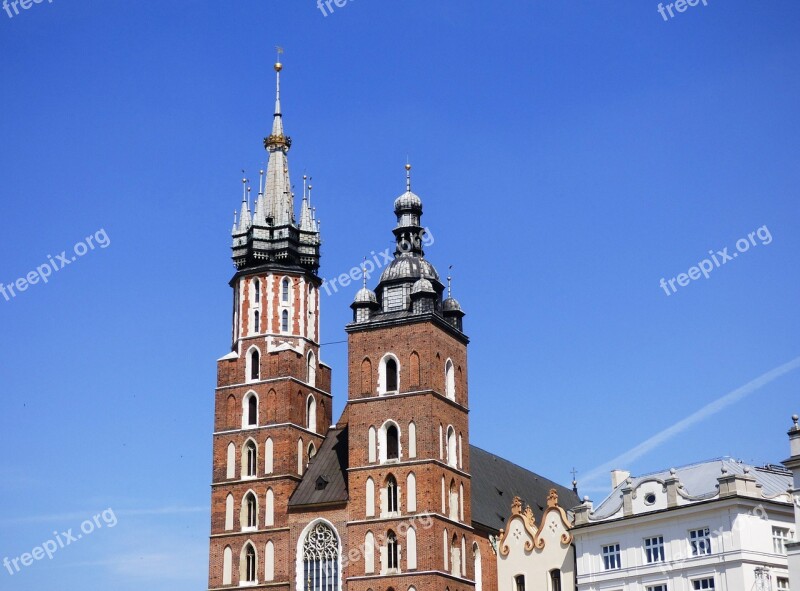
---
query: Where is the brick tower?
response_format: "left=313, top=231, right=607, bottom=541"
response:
left=343, top=164, right=474, bottom=590
left=207, top=61, right=332, bottom=589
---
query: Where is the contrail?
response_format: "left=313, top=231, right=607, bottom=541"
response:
left=581, top=355, right=800, bottom=486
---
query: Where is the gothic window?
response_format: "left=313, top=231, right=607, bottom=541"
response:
left=449, top=480, right=458, bottom=521
left=386, top=475, right=399, bottom=514
left=406, top=473, right=417, bottom=512
left=474, top=543, right=482, bottom=591
left=244, top=393, right=258, bottom=427
left=253, top=278, right=260, bottom=304
left=368, top=426, right=377, bottom=463
left=306, top=395, right=317, bottom=432
left=308, top=442, right=317, bottom=462
left=282, top=309, right=289, bottom=332
left=445, top=359, right=455, bottom=400
left=307, top=351, right=317, bottom=387
left=226, top=442, right=236, bottom=479
left=406, top=527, right=417, bottom=570
left=515, top=575, right=526, bottom=591
left=386, top=424, right=399, bottom=461
left=409, top=351, right=420, bottom=388
left=224, top=494, right=234, bottom=530
left=243, top=493, right=257, bottom=530
left=408, top=422, right=417, bottom=458
left=265, top=489, right=274, bottom=526
left=364, top=531, right=375, bottom=574
left=254, top=310, right=260, bottom=333
left=300, top=522, right=340, bottom=591
left=222, top=546, right=233, bottom=585
left=387, top=531, right=399, bottom=571
left=265, top=437, right=273, bottom=474
left=385, top=358, right=398, bottom=392
left=282, top=278, right=290, bottom=302
left=265, top=541, right=275, bottom=581
left=243, top=543, right=257, bottom=583
left=249, top=348, right=260, bottom=381
left=366, top=477, right=375, bottom=517
left=244, top=440, right=257, bottom=478
left=361, top=358, right=373, bottom=395
left=447, top=426, right=457, bottom=467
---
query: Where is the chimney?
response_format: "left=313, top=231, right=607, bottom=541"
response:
left=611, top=469, right=630, bottom=489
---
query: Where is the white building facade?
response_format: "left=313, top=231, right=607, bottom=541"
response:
left=783, top=415, right=800, bottom=587
left=572, top=458, right=795, bottom=591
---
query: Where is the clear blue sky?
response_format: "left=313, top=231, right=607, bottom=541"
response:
left=1, top=1, right=798, bottom=589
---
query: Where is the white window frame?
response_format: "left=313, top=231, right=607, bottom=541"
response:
left=602, top=543, right=621, bottom=570
left=690, top=527, right=711, bottom=556
left=645, top=536, right=665, bottom=564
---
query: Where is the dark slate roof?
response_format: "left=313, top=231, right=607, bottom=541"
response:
left=288, top=427, right=349, bottom=508
left=470, top=445, right=581, bottom=532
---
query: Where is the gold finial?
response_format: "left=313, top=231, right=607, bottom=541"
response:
left=275, top=46, right=284, bottom=71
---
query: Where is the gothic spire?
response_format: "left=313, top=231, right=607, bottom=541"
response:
left=263, top=61, right=293, bottom=227
left=237, top=177, right=252, bottom=233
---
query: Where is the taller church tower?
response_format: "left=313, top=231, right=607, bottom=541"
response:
left=207, top=61, right=332, bottom=589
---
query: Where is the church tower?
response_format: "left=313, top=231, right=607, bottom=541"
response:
left=207, top=61, right=332, bottom=589
left=343, top=165, right=474, bottom=590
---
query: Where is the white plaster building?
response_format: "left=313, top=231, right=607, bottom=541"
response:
left=497, top=490, right=576, bottom=591
left=572, top=458, right=795, bottom=591
left=782, top=415, right=800, bottom=587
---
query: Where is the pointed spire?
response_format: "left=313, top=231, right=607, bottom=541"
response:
left=232, top=210, right=238, bottom=236
left=300, top=174, right=315, bottom=232
left=254, top=169, right=266, bottom=225
left=237, top=176, right=252, bottom=232
left=406, top=161, right=412, bottom=192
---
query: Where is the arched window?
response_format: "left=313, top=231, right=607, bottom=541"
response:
left=406, top=473, right=417, bottom=513
left=266, top=389, right=277, bottom=424
left=366, top=477, right=375, bottom=517
left=445, top=359, right=455, bottom=400
left=265, top=489, right=274, bottom=526
left=254, top=310, right=260, bottom=333
left=474, top=543, right=483, bottom=591
left=409, top=351, right=420, bottom=388
left=459, top=433, right=463, bottom=469
left=222, top=546, right=233, bottom=585
left=550, top=569, right=562, bottom=591
left=385, top=358, right=398, bottom=392
left=282, top=278, right=290, bottom=302
left=244, top=440, right=257, bottom=478
left=248, top=348, right=260, bottom=381
left=243, top=492, right=257, bottom=530
left=443, top=529, right=449, bottom=571
left=449, top=480, right=459, bottom=521
left=300, top=521, right=340, bottom=591
left=282, top=309, right=289, bottom=332
left=226, top=395, right=237, bottom=428
left=297, top=438, right=304, bottom=475
left=387, top=531, right=399, bottom=571
left=386, top=475, right=399, bottom=514
left=308, top=442, right=317, bottom=462
left=364, top=531, right=375, bottom=574
left=265, top=541, right=275, bottom=582
left=407, top=527, right=417, bottom=570
left=447, top=426, right=457, bottom=468
left=253, top=278, right=260, bottom=304
left=515, top=574, right=526, bottom=591
left=461, top=536, right=467, bottom=576
left=265, top=437, right=274, bottom=474
left=225, top=494, right=234, bottom=530
left=226, top=442, right=236, bottom=479
left=361, top=358, right=373, bottom=395
left=459, top=482, right=465, bottom=521
left=306, top=395, right=317, bottom=433
left=386, top=424, right=399, bottom=461
left=244, top=393, right=258, bottom=428
left=368, top=427, right=377, bottom=463
left=408, top=422, right=417, bottom=458
left=439, top=424, right=444, bottom=459
left=243, top=543, right=257, bottom=583
left=307, top=351, right=317, bottom=387
left=451, top=534, right=461, bottom=577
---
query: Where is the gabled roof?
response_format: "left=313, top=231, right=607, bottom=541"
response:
left=288, top=427, right=349, bottom=508
left=470, top=445, right=581, bottom=532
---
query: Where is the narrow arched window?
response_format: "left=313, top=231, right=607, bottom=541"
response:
left=301, top=522, right=341, bottom=591
left=244, top=543, right=257, bottom=583
left=551, top=570, right=562, bottom=591
left=445, top=359, right=455, bottom=400
left=250, top=349, right=260, bottom=381
left=387, top=475, right=398, bottom=514
left=245, top=441, right=257, bottom=477
left=282, top=278, right=290, bottom=302
left=282, top=309, right=289, bottom=332
left=222, top=546, right=233, bottom=584
left=307, top=351, right=317, bottom=387
left=449, top=480, right=458, bottom=521
left=386, top=424, right=399, bottom=461
left=247, top=395, right=258, bottom=427
left=244, top=493, right=257, bottom=529
left=254, top=310, right=260, bottom=333
left=308, top=442, right=317, bottom=462
left=385, top=358, right=398, bottom=392
left=253, top=278, right=260, bottom=303
left=474, top=543, right=483, bottom=591
left=387, top=531, right=399, bottom=571
left=515, top=574, right=526, bottom=591
left=306, top=395, right=317, bottom=432
left=447, top=427, right=457, bottom=468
